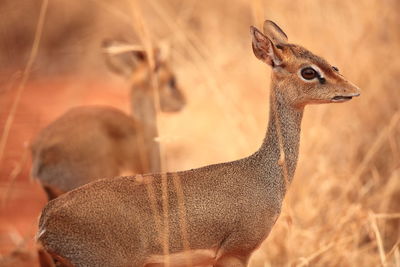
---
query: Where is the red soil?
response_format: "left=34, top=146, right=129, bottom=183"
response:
left=0, top=75, right=130, bottom=265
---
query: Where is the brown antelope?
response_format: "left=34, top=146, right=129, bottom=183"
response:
left=36, top=20, right=360, bottom=266
left=30, top=41, right=185, bottom=200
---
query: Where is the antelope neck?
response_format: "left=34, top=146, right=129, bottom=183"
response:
left=130, top=85, right=157, bottom=129
left=130, top=84, right=162, bottom=173
left=251, top=84, right=304, bottom=188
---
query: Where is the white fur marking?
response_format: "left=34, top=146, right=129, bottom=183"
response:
left=36, top=228, right=46, bottom=241
left=120, top=170, right=135, bottom=176
left=103, top=44, right=145, bottom=55
left=298, top=64, right=325, bottom=82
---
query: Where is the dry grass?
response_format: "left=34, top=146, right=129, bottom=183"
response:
left=0, top=0, right=399, bottom=266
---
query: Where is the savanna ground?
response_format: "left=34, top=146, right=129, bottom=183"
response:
left=0, top=0, right=399, bottom=266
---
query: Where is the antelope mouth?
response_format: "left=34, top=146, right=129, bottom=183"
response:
left=331, top=93, right=360, bottom=103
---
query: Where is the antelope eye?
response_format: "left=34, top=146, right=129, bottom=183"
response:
left=332, top=66, right=339, bottom=72
left=168, top=77, right=176, bottom=88
left=301, top=67, right=318, bottom=80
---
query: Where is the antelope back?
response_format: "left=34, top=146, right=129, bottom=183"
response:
left=30, top=106, right=142, bottom=200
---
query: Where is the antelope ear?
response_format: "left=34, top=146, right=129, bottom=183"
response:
left=102, top=39, right=147, bottom=77
left=263, top=20, right=288, bottom=45
left=250, top=26, right=283, bottom=67
left=151, top=41, right=171, bottom=71
left=155, top=40, right=170, bottom=63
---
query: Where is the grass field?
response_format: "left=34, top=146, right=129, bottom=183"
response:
left=0, top=0, right=399, bottom=266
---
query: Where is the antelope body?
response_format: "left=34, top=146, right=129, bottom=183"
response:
left=31, top=41, right=185, bottom=200
left=37, top=21, right=360, bottom=266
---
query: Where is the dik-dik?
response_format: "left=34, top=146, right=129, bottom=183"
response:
left=31, top=41, right=185, bottom=200
left=37, top=21, right=360, bottom=266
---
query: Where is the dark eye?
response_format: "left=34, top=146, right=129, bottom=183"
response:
left=332, top=66, right=339, bottom=72
left=301, top=67, right=318, bottom=80
left=168, top=77, right=176, bottom=88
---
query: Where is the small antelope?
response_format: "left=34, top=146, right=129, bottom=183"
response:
left=31, top=41, right=185, bottom=200
left=37, top=21, right=360, bottom=266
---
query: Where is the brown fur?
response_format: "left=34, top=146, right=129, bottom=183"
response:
left=37, top=20, right=360, bottom=266
left=30, top=106, right=143, bottom=200
left=0, top=248, right=35, bottom=267
left=31, top=41, right=186, bottom=200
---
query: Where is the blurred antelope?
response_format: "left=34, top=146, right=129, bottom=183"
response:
left=37, top=20, right=360, bottom=266
left=0, top=248, right=35, bottom=267
left=30, top=40, right=185, bottom=200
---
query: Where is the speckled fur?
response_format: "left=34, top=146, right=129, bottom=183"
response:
left=37, top=21, right=360, bottom=266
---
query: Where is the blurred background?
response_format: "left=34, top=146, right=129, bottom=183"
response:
left=0, top=0, right=399, bottom=266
